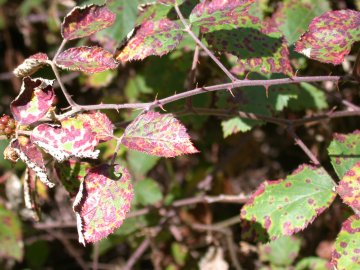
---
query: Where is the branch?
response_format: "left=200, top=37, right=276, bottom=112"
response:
left=174, top=3, right=237, bottom=81
left=123, top=238, right=151, bottom=270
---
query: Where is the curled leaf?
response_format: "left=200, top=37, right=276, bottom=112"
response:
left=55, top=46, right=118, bottom=73
left=61, top=4, right=116, bottom=40
left=122, top=112, right=198, bottom=157
left=10, top=77, right=55, bottom=125
left=73, top=164, right=133, bottom=245
left=13, top=53, right=49, bottom=77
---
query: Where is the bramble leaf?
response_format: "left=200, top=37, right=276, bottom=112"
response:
left=328, top=131, right=360, bottom=179
left=295, top=257, right=330, bottom=270
left=55, top=160, right=91, bottom=197
left=337, top=161, right=360, bottom=213
left=241, top=164, right=336, bottom=240
left=61, top=4, right=116, bottom=40
left=31, top=118, right=100, bottom=162
left=122, top=112, right=198, bottom=157
left=190, top=0, right=293, bottom=75
left=332, top=215, right=360, bottom=270
left=11, top=137, right=54, bottom=188
left=75, top=111, right=114, bottom=142
left=295, top=10, right=360, bottom=65
left=0, top=204, right=23, bottom=261
left=55, top=46, right=118, bottom=74
left=13, top=53, right=49, bottom=77
left=73, top=164, right=133, bottom=245
left=23, top=169, right=41, bottom=221
left=271, top=0, right=330, bottom=45
left=10, top=77, right=55, bottom=125
left=115, top=19, right=183, bottom=62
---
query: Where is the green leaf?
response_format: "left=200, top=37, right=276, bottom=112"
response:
left=295, top=257, right=330, bottom=270
left=288, top=82, right=328, bottom=111
left=221, top=117, right=254, bottom=136
left=127, top=150, right=160, bottom=180
left=241, top=164, right=336, bottom=240
left=134, top=178, right=163, bottom=206
left=171, top=242, right=188, bottom=266
left=259, top=236, right=301, bottom=266
left=0, top=205, right=23, bottom=261
left=332, top=215, right=360, bottom=270
left=337, top=161, right=360, bottom=213
left=295, top=10, right=360, bottom=64
left=271, top=0, right=330, bottom=45
left=328, top=131, right=360, bottom=179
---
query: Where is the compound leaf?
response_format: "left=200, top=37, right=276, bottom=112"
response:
left=115, top=19, right=183, bottom=62
left=62, top=4, right=116, bottom=40
left=122, top=112, right=198, bottom=157
left=75, top=111, right=114, bottom=142
left=55, top=46, right=118, bottom=73
left=0, top=205, right=23, bottom=261
left=11, top=137, right=54, bottom=188
left=31, top=118, right=100, bottom=162
left=241, top=164, right=336, bottom=240
left=332, top=215, right=360, bottom=270
left=295, top=10, right=360, bottom=65
left=11, top=77, right=55, bottom=125
left=337, top=161, right=360, bottom=213
left=13, top=53, right=49, bottom=77
left=328, top=131, right=360, bottom=179
left=73, top=164, right=133, bottom=245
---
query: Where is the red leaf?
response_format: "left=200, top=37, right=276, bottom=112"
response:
left=337, top=161, right=360, bottom=212
left=122, top=112, right=198, bottom=157
left=55, top=46, right=118, bottom=74
left=11, top=77, right=55, bottom=125
left=73, top=164, right=133, bottom=245
left=62, top=5, right=116, bottom=40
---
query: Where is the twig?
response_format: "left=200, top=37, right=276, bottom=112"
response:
left=110, top=136, right=123, bottom=165
left=53, top=38, right=68, bottom=61
left=93, top=243, right=99, bottom=270
left=174, top=3, right=237, bottom=82
left=123, top=238, right=151, bottom=270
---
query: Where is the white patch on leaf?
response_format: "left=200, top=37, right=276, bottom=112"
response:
left=301, top=48, right=312, bottom=58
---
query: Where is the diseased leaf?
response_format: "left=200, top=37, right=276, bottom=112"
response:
left=75, top=111, right=113, bottom=142
left=259, top=236, right=301, bottom=266
left=115, top=19, right=183, bottom=62
left=0, top=204, right=23, bottom=261
left=73, top=164, right=133, bottom=245
left=55, top=160, right=91, bottom=197
left=271, top=0, right=330, bottom=45
left=13, top=53, right=49, bottom=77
left=11, top=137, right=54, bottom=188
left=295, top=10, right=360, bottom=65
left=10, top=77, right=55, bottom=125
left=337, top=161, right=360, bottom=213
left=332, top=215, right=360, bottom=270
left=328, top=131, right=360, bottom=179
left=122, top=112, right=198, bottom=157
left=55, top=46, right=118, bottom=74
left=190, top=0, right=293, bottom=75
left=61, top=4, right=116, bottom=40
left=31, top=118, right=100, bottom=162
left=241, top=164, right=336, bottom=240
left=295, top=257, right=331, bottom=270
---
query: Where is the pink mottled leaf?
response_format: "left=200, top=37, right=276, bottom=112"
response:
left=55, top=160, right=91, bottom=197
left=332, top=215, right=360, bottom=270
left=190, top=0, right=293, bottom=75
left=337, top=161, right=360, bottom=213
left=13, top=53, right=49, bottom=77
left=30, top=118, right=100, bottom=162
left=241, top=164, right=336, bottom=240
left=61, top=4, right=116, bottom=40
left=295, top=10, right=360, bottom=65
left=115, top=19, right=183, bottom=62
left=10, top=77, right=55, bottom=125
left=11, top=137, right=54, bottom=188
left=328, top=130, right=360, bottom=179
left=122, top=112, right=198, bottom=157
left=55, top=46, right=118, bottom=74
left=75, top=111, right=114, bottom=142
left=73, top=164, right=133, bottom=245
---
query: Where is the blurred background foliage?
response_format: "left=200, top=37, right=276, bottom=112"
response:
left=0, top=0, right=359, bottom=269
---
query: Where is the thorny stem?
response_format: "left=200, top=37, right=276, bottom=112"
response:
left=110, top=136, right=123, bottom=165
left=174, top=3, right=237, bottom=82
